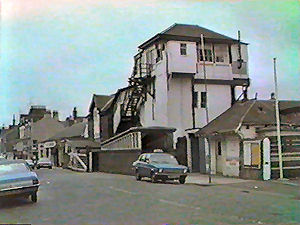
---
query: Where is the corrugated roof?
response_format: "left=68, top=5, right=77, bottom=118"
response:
left=197, top=100, right=300, bottom=136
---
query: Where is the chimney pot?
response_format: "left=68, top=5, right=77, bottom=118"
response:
left=73, top=107, right=77, bottom=119
left=270, top=92, right=275, bottom=100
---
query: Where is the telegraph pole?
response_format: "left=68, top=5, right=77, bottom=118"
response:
left=200, top=34, right=212, bottom=183
left=273, top=58, right=283, bottom=179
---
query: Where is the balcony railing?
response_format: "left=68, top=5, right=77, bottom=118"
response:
left=101, top=129, right=142, bottom=150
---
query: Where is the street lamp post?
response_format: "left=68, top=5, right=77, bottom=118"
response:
left=273, top=58, right=284, bottom=179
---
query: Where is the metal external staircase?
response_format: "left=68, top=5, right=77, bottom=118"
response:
left=121, top=53, right=155, bottom=122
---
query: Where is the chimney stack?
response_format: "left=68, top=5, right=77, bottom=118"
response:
left=52, top=110, right=59, bottom=120
left=270, top=92, right=275, bottom=100
left=12, top=114, right=16, bottom=126
left=73, top=107, right=77, bottom=120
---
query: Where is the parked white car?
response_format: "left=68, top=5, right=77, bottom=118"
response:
left=36, top=158, right=52, bottom=169
left=0, top=160, right=40, bottom=202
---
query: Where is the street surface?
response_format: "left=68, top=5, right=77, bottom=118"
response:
left=0, top=168, right=299, bottom=225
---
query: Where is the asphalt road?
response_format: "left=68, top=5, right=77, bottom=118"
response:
left=0, top=168, right=299, bottom=225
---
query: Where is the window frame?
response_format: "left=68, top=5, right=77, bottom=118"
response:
left=180, top=43, right=187, bottom=56
left=198, top=43, right=213, bottom=62
left=214, top=44, right=229, bottom=64
left=139, top=154, right=146, bottom=162
left=243, top=141, right=261, bottom=169
left=217, top=141, right=222, bottom=156
left=200, top=92, right=207, bottom=108
left=155, top=44, right=163, bottom=63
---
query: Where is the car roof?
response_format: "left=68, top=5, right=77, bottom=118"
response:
left=0, top=159, right=27, bottom=165
left=142, top=153, right=172, bottom=157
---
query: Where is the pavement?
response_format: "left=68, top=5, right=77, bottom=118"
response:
left=0, top=168, right=299, bottom=225
left=186, top=173, right=249, bottom=185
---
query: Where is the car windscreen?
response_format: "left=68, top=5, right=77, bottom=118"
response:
left=0, top=163, right=29, bottom=176
left=39, top=158, right=49, bottom=162
left=149, top=154, right=179, bottom=165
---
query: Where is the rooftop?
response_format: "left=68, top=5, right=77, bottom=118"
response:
left=139, top=23, right=244, bottom=49
left=196, top=99, right=300, bottom=136
left=89, top=94, right=113, bottom=113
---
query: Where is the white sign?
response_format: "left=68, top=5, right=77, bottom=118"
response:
left=43, top=141, right=56, bottom=148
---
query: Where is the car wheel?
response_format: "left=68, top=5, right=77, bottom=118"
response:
left=31, top=192, right=38, bottom=203
left=161, top=178, right=167, bottom=183
left=179, top=177, right=186, bottom=184
left=151, top=173, right=157, bottom=183
left=49, top=166, right=52, bottom=169
left=135, top=170, right=142, bottom=181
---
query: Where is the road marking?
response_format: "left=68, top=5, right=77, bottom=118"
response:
left=159, top=199, right=200, bottom=210
left=109, top=186, right=137, bottom=195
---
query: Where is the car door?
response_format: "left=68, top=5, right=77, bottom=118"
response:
left=143, top=154, right=152, bottom=177
left=136, top=154, right=147, bottom=176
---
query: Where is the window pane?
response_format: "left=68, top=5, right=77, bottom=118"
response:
left=199, top=48, right=212, bottom=62
left=217, top=141, right=222, bottom=156
left=251, top=143, right=260, bottom=166
left=214, top=45, right=227, bottom=63
left=201, top=92, right=207, bottom=108
left=150, top=154, right=178, bottom=164
left=244, top=143, right=251, bottom=166
left=180, top=43, right=187, bottom=55
left=193, top=92, right=198, bottom=108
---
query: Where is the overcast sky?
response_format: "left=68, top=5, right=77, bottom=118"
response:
left=1, top=0, right=299, bottom=126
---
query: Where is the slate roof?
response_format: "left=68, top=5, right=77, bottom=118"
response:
left=31, top=116, right=66, bottom=142
left=100, top=86, right=133, bottom=114
left=139, top=23, right=243, bottom=49
left=88, top=94, right=113, bottom=113
left=46, top=121, right=87, bottom=141
left=162, top=24, right=237, bottom=40
left=197, top=100, right=300, bottom=136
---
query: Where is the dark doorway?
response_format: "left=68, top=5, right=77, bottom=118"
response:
left=92, top=152, right=99, bottom=172
left=198, top=137, right=206, bottom=174
left=190, top=134, right=200, bottom=172
left=176, top=136, right=187, bottom=166
left=52, top=148, right=58, bottom=166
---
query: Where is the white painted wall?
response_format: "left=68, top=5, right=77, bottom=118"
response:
left=210, top=140, right=217, bottom=174
left=167, top=77, right=193, bottom=139
left=223, top=136, right=240, bottom=177
left=93, top=107, right=100, bottom=139
left=19, top=126, right=25, bottom=139
left=139, top=53, right=169, bottom=128
left=240, top=126, right=257, bottom=139
left=194, top=84, right=232, bottom=128
left=167, top=41, right=197, bottom=74
left=113, top=92, right=124, bottom=133
left=231, top=43, right=248, bottom=63
left=196, top=64, right=233, bottom=80
left=210, top=135, right=240, bottom=177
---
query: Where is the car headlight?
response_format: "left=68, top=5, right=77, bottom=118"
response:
left=158, top=168, right=163, bottom=173
left=184, top=169, right=188, bottom=173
